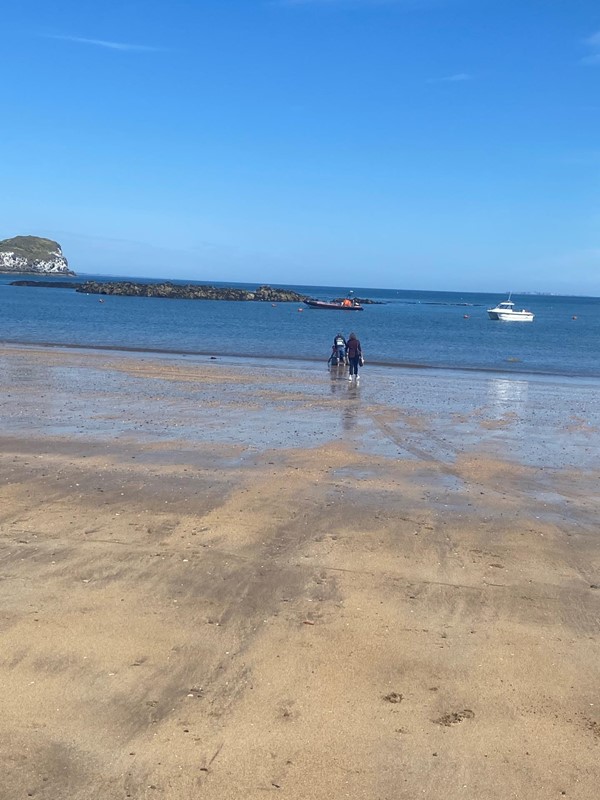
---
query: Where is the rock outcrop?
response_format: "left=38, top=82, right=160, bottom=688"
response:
left=10, top=279, right=307, bottom=303
left=0, top=236, right=74, bottom=275
left=76, top=281, right=307, bottom=302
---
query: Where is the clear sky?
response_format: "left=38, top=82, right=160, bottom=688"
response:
left=2, top=0, right=599, bottom=293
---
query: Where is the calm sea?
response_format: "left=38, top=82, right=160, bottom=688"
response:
left=1, top=273, right=599, bottom=378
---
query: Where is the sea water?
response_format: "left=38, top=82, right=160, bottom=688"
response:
left=1, top=274, right=599, bottom=377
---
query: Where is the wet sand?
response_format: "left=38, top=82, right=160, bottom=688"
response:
left=0, top=345, right=598, bottom=799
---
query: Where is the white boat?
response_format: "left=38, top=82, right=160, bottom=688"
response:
left=487, top=295, right=534, bottom=322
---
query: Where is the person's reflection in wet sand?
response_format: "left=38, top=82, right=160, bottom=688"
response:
left=342, top=387, right=360, bottom=432
left=329, top=366, right=346, bottom=394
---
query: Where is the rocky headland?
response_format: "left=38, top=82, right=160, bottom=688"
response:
left=0, top=236, right=74, bottom=275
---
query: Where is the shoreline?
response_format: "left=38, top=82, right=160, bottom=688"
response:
left=2, top=345, right=600, bottom=472
left=2, top=338, right=600, bottom=381
left=0, top=347, right=598, bottom=799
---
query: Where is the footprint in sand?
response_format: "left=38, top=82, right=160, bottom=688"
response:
left=383, top=692, right=403, bottom=704
left=434, top=709, right=475, bottom=726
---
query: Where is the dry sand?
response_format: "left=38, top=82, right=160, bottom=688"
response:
left=0, top=346, right=598, bottom=799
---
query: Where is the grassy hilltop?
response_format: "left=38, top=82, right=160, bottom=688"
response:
left=0, top=235, right=74, bottom=275
left=0, top=235, right=62, bottom=260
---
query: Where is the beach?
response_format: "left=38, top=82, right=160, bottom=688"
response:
left=0, top=345, right=598, bottom=799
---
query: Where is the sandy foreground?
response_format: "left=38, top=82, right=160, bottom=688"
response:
left=0, top=346, right=598, bottom=800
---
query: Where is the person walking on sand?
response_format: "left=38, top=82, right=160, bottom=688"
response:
left=345, top=332, right=362, bottom=381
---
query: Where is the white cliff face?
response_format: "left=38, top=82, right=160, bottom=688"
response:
left=0, top=244, right=73, bottom=275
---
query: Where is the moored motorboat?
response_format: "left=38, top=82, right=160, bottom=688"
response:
left=487, top=295, right=534, bottom=322
left=304, top=298, right=363, bottom=311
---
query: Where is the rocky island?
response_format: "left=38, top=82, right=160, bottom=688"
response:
left=10, top=279, right=308, bottom=303
left=78, top=281, right=308, bottom=302
left=0, top=236, right=74, bottom=275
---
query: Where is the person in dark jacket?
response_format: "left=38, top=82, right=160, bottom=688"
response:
left=332, top=332, right=347, bottom=364
left=345, top=332, right=362, bottom=381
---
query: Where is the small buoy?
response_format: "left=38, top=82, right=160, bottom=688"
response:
left=298, top=307, right=303, bottom=312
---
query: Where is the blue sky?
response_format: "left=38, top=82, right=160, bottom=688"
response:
left=2, top=0, right=600, bottom=293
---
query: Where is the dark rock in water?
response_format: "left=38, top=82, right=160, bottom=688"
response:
left=0, top=236, right=75, bottom=275
left=10, top=280, right=80, bottom=289
left=9, top=279, right=308, bottom=303
left=76, top=281, right=308, bottom=302
left=9, top=276, right=381, bottom=306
